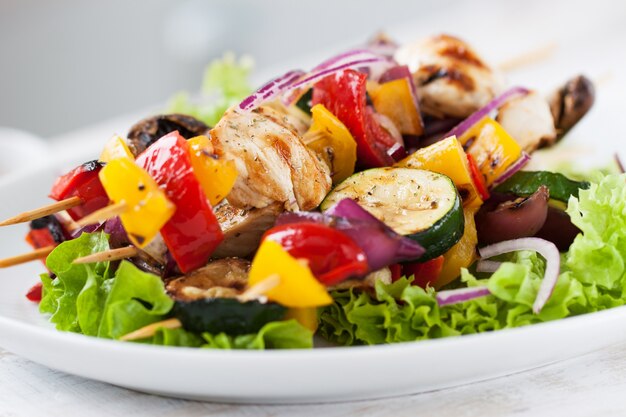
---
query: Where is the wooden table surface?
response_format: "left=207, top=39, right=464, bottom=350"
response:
left=2, top=342, right=626, bottom=417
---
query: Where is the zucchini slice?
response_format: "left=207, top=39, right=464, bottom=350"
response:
left=166, top=258, right=287, bottom=335
left=172, top=298, right=286, bottom=335
left=494, top=171, right=590, bottom=202
left=321, top=167, right=464, bottom=260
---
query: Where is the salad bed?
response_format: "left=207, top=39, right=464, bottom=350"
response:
left=0, top=33, right=611, bottom=350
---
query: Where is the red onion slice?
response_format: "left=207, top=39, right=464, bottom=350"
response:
left=446, top=86, right=530, bottom=139
left=490, top=152, right=532, bottom=188
left=479, top=237, right=560, bottom=313
left=237, top=70, right=305, bottom=112
left=311, top=49, right=383, bottom=72
left=436, top=286, right=491, bottom=306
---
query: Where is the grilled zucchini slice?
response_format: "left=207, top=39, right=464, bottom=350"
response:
left=321, top=167, right=464, bottom=260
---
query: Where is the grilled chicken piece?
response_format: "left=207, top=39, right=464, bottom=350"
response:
left=212, top=202, right=283, bottom=259
left=548, top=75, right=595, bottom=141
left=496, top=91, right=557, bottom=152
left=395, top=34, right=504, bottom=118
left=166, top=258, right=250, bottom=301
left=210, top=106, right=331, bottom=211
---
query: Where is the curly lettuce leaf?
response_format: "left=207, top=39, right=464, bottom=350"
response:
left=167, top=53, right=253, bottom=126
left=201, top=320, right=313, bottom=350
left=321, top=174, right=626, bottom=346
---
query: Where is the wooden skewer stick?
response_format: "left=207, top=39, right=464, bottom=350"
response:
left=0, top=196, right=82, bottom=227
left=237, top=274, right=281, bottom=302
left=120, top=318, right=182, bottom=342
left=75, top=201, right=127, bottom=228
left=0, top=245, right=55, bottom=268
left=497, top=42, right=558, bottom=72
left=120, top=274, right=282, bottom=341
left=73, top=246, right=140, bottom=264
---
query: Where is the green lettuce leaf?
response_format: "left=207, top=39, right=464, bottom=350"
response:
left=201, top=320, right=313, bottom=350
left=167, top=53, right=253, bottom=126
left=97, top=261, right=174, bottom=339
left=40, top=232, right=111, bottom=335
left=39, top=232, right=309, bottom=349
left=320, top=173, right=626, bottom=346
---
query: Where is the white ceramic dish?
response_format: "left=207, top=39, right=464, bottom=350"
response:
left=0, top=162, right=625, bottom=404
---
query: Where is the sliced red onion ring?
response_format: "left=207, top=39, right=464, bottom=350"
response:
left=436, top=286, right=492, bottom=306
left=366, top=37, right=399, bottom=58
left=281, top=54, right=394, bottom=106
left=237, top=69, right=305, bottom=112
left=490, top=152, right=532, bottom=188
left=311, top=49, right=382, bottom=72
left=479, top=237, right=560, bottom=313
left=475, top=260, right=502, bottom=273
left=446, top=87, right=531, bottom=139
left=275, top=199, right=424, bottom=270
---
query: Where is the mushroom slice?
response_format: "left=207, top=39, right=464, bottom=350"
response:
left=212, top=202, right=283, bottom=259
left=548, top=75, right=595, bottom=141
left=127, top=114, right=209, bottom=156
left=166, top=258, right=250, bottom=302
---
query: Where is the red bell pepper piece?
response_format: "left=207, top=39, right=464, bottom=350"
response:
left=312, top=69, right=396, bottom=168
left=26, top=282, right=43, bottom=303
left=262, top=223, right=369, bottom=286
left=26, top=215, right=68, bottom=249
left=403, top=256, right=445, bottom=289
left=467, top=154, right=490, bottom=201
left=136, top=132, right=223, bottom=273
left=49, top=161, right=110, bottom=221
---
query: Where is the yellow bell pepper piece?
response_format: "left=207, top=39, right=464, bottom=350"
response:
left=285, top=308, right=319, bottom=332
left=187, top=136, right=238, bottom=206
left=458, top=117, right=522, bottom=186
left=302, top=104, right=357, bottom=184
left=100, top=135, right=134, bottom=162
left=249, top=240, right=332, bottom=308
left=370, top=78, right=424, bottom=136
left=396, top=136, right=483, bottom=209
left=434, top=207, right=478, bottom=289
left=99, top=158, right=175, bottom=248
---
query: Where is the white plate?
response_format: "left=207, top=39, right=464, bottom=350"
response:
left=0, top=127, right=48, bottom=180
left=1, top=161, right=625, bottom=404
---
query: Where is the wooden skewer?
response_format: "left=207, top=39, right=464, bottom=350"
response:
left=237, top=274, right=281, bottom=302
left=120, top=274, right=282, bottom=341
left=0, top=245, right=55, bottom=268
left=75, top=201, right=127, bottom=228
left=73, top=246, right=140, bottom=264
left=497, top=42, right=558, bottom=72
left=0, top=196, right=82, bottom=227
left=120, top=318, right=182, bottom=342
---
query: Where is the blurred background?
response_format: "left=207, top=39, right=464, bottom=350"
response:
left=0, top=0, right=624, bottom=140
